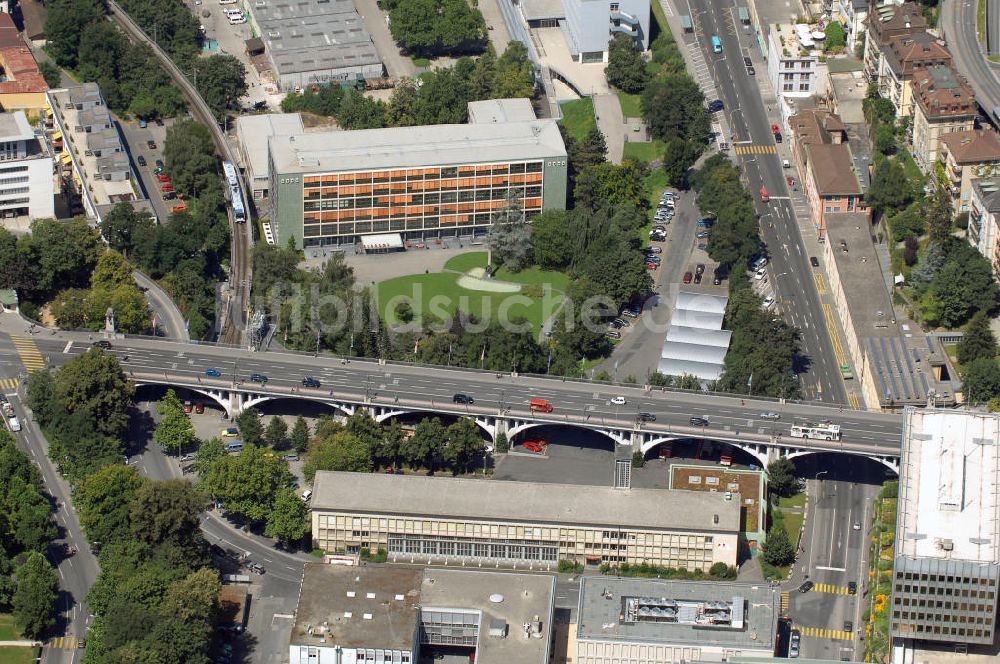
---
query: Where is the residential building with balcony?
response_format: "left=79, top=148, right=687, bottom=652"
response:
left=880, top=32, right=952, bottom=116
left=766, top=24, right=818, bottom=100
left=0, top=110, right=53, bottom=221
left=835, top=0, right=869, bottom=55
left=559, top=0, right=649, bottom=63
left=939, top=129, right=1000, bottom=212
left=911, top=65, right=978, bottom=168
left=268, top=100, right=567, bottom=249
left=863, top=2, right=927, bottom=84
left=789, top=108, right=866, bottom=238
left=967, top=177, right=1000, bottom=280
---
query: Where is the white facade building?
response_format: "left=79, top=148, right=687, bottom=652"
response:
left=561, top=0, right=649, bottom=63
left=836, top=0, right=869, bottom=55
left=0, top=110, right=53, bottom=220
left=767, top=24, right=819, bottom=100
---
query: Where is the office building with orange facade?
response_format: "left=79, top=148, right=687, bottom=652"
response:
left=267, top=100, right=567, bottom=249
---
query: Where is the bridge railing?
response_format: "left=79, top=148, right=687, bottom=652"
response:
left=115, top=333, right=852, bottom=411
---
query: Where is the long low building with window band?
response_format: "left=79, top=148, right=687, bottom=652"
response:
left=267, top=99, right=568, bottom=249
left=310, top=471, right=740, bottom=571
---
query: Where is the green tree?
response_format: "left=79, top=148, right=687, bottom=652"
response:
left=605, top=34, right=648, bottom=93
left=444, top=418, right=486, bottom=472
left=823, top=21, right=846, bottom=51
left=662, top=137, right=699, bottom=188
left=264, top=416, right=289, bottom=449
left=22, top=218, right=103, bottom=296
left=264, top=487, right=310, bottom=545
left=641, top=74, right=709, bottom=145
left=389, top=0, right=487, bottom=58
left=957, top=312, right=998, bottom=365
left=487, top=194, right=532, bottom=271
left=574, top=160, right=648, bottom=211
left=761, top=525, right=795, bottom=567
left=376, top=421, right=405, bottom=469
left=571, top=127, right=608, bottom=170
left=91, top=250, right=135, bottom=291
left=405, top=417, right=446, bottom=471
left=163, top=119, right=217, bottom=199
left=874, top=123, right=896, bottom=155
left=9, top=479, right=57, bottom=554
left=77, top=464, right=146, bottom=545
left=867, top=158, right=914, bottom=215
left=199, top=445, right=290, bottom=521
left=130, top=479, right=205, bottom=552
left=154, top=389, right=196, bottom=454
left=303, top=431, right=373, bottom=480
left=962, top=358, right=1000, bottom=405
left=50, top=288, right=91, bottom=329
left=39, top=60, right=62, bottom=88
left=235, top=409, right=264, bottom=446
left=290, top=416, right=311, bottom=454
left=194, top=437, right=226, bottom=475
left=766, top=457, right=798, bottom=498
left=530, top=210, right=574, bottom=269
left=192, top=55, right=248, bottom=119
left=54, top=347, right=135, bottom=438
left=24, top=369, right=56, bottom=427
left=12, top=552, right=59, bottom=639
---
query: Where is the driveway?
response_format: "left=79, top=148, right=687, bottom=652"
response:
left=593, top=93, right=625, bottom=163
left=118, top=119, right=174, bottom=223
left=353, top=0, right=418, bottom=79
left=193, top=0, right=276, bottom=106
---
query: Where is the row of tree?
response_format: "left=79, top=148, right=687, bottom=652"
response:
left=281, top=43, right=535, bottom=128
left=0, top=431, right=60, bottom=640
left=50, top=250, right=150, bottom=333
left=386, top=0, right=488, bottom=58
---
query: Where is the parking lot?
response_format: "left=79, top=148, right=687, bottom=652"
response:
left=118, top=119, right=176, bottom=223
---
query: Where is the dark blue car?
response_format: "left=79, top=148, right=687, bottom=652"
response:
left=206, top=367, right=221, bottom=377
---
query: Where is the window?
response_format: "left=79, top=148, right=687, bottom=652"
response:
left=610, top=2, right=619, bottom=9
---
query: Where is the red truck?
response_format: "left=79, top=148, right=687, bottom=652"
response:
left=529, top=398, right=553, bottom=413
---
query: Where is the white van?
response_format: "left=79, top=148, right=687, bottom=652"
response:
left=7, top=416, right=21, bottom=432
left=300, top=490, right=312, bottom=502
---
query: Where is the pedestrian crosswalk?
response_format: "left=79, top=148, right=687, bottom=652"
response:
left=47, top=636, right=82, bottom=649
left=811, top=582, right=852, bottom=595
left=11, top=335, right=44, bottom=372
left=780, top=591, right=790, bottom=615
left=0, top=377, right=19, bottom=390
left=734, top=144, right=777, bottom=155
left=794, top=625, right=854, bottom=641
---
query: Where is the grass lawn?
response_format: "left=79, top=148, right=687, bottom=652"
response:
left=443, top=251, right=489, bottom=273
left=559, top=98, right=596, bottom=142
left=780, top=510, right=805, bottom=543
left=443, top=251, right=571, bottom=291
left=0, top=647, right=36, bottom=664
left=0, top=614, right=21, bottom=641
left=617, top=90, right=642, bottom=118
left=623, top=139, right=666, bottom=164
left=639, top=168, right=670, bottom=246
left=897, top=149, right=924, bottom=184
left=411, top=56, right=431, bottom=67
left=775, top=491, right=807, bottom=509
left=375, top=262, right=568, bottom=330
left=650, top=0, right=670, bottom=37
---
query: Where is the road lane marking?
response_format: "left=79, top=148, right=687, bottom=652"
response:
left=812, top=272, right=827, bottom=294
left=734, top=144, right=777, bottom=154
left=63, top=341, right=74, bottom=353
left=794, top=625, right=854, bottom=641
left=821, top=304, right=849, bottom=368
left=0, top=377, right=18, bottom=389
left=11, top=335, right=45, bottom=371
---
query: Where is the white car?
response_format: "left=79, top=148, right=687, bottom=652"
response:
left=754, top=269, right=767, bottom=280
left=762, top=295, right=775, bottom=308
left=759, top=412, right=780, bottom=420
left=610, top=396, right=627, bottom=405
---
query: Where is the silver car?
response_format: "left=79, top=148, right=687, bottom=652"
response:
left=759, top=412, right=780, bottom=420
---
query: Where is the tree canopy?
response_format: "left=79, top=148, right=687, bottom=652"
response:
left=387, top=0, right=487, bottom=58
left=605, top=34, right=648, bottom=94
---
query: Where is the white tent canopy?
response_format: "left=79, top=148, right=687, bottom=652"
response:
left=360, top=233, right=404, bottom=251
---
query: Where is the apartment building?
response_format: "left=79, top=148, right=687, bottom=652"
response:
left=911, top=65, right=977, bottom=168
left=766, top=24, right=818, bottom=100
left=863, top=2, right=927, bottom=83
left=268, top=99, right=567, bottom=249
left=309, top=471, right=741, bottom=571
left=880, top=32, right=952, bottom=116
left=0, top=110, right=53, bottom=220
left=891, top=409, right=1000, bottom=650
left=967, top=177, right=1000, bottom=279
left=939, top=129, right=1000, bottom=212
left=789, top=108, right=865, bottom=238
left=835, top=0, right=868, bottom=55
left=561, top=0, right=650, bottom=62
left=0, top=12, right=49, bottom=115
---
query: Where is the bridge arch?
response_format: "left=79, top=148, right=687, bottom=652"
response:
left=784, top=449, right=899, bottom=476
left=133, top=381, right=231, bottom=415
left=241, top=394, right=355, bottom=418
left=638, top=436, right=769, bottom=466
left=505, top=422, right=629, bottom=448
left=373, top=408, right=497, bottom=440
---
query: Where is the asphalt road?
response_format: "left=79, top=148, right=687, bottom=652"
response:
left=133, top=270, right=190, bottom=341
left=1, top=331, right=97, bottom=663
left=686, top=0, right=849, bottom=405
left=19, top=330, right=904, bottom=458
left=790, top=458, right=884, bottom=660
left=941, top=0, right=1000, bottom=114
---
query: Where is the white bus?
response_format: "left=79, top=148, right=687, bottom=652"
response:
left=789, top=422, right=841, bottom=440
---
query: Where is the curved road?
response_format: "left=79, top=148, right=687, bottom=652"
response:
left=941, top=0, right=1000, bottom=114
left=133, top=271, right=190, bottom=341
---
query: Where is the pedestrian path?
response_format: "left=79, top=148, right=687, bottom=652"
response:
left=11, top=335, right=44, bottom=371
left=795, top=625, right=854, bottom=640
left=734, top=144, right=777, bottom=155
left=0, top=376, right=19, bottom=390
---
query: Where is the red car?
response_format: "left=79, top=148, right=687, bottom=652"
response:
left=183, top=400, right=193, bottom=414
left=647, top=261, right=658, bottom=270
left=161, top=183, right=174, bottom=192
left=682, top=271, right=693, bottom=284
left=157, top=174, right=170, bottom=183
left=194, top=402, right=205, bottom=414
left=523, top=439, right=547, bottom=453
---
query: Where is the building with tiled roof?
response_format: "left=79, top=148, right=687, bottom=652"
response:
left=864, top=1, right=927, bottom=83
left=881, top=32, right=952, bottom=116
left=939, top=130, right=1000, bottom=211
left=789, top=108, right=867, bottom=238
left=0, top=13, right=48, bottom=114
left=911, top=65, right=977, bottom=167
left=968, top=178, right=1000, bottom=281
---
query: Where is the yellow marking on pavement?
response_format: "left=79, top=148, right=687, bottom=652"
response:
left=812, top=582, right=850, bottom=595
left=780, top=591, right=790, bottom=615
left=0, top=377, right=18, bottom=390
left=821, top=304, right=849, bottom=368
left=813, top=272, right=827, bottom=294
left=847, top=391, right=861, bottom=410
left=10, top=335, right=44, bottom=371
left=734, top=144, right=777, bottom=155
left=795, top=625, right=854, bottom=641
left=47, top=636, right=80, bottom=650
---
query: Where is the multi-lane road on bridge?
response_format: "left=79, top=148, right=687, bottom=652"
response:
left=18, top=331, right=905, bottom=461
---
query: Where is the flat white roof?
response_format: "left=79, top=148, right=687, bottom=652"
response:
left=665, top=326, right=732, bottom=348
left=657, top=358, right=724, bottom=381
left=669, top=309, right=724, bottom=331
left=897, top=408, right=1000, bottom=563
left=675, top=291, right=728, bottom=315
left=660, top=341, right=728, bottom=365
left=467, top=98, right=538, bottom=125
left=236, top=113, right=304, bottom=180
left=360, top=232, right=403, bottom=249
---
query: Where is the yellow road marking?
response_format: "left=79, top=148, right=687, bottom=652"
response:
left=0, top=377, right=18, bottom=390
left=813, top=272, right=827, bottom=294
left=734, top=144, right=777, bottom=155
left=795, top=625, right=854, bottom=641
left=47, top=637, right=80, bottom=649
left=847, top=391, right=861, bottom=410
left=11, top=335, right=45, bottom=371
left=821, top=304, right=849, bottom=368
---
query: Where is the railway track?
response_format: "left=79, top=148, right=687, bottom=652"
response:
left=107, top=1, right=252, bottom=346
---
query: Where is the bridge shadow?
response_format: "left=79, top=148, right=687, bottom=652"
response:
left=127, top=403, right=157, bottom=457
left=509, top=424, right=618, bottom=452
left=789, top=452, right=896, bottom=483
